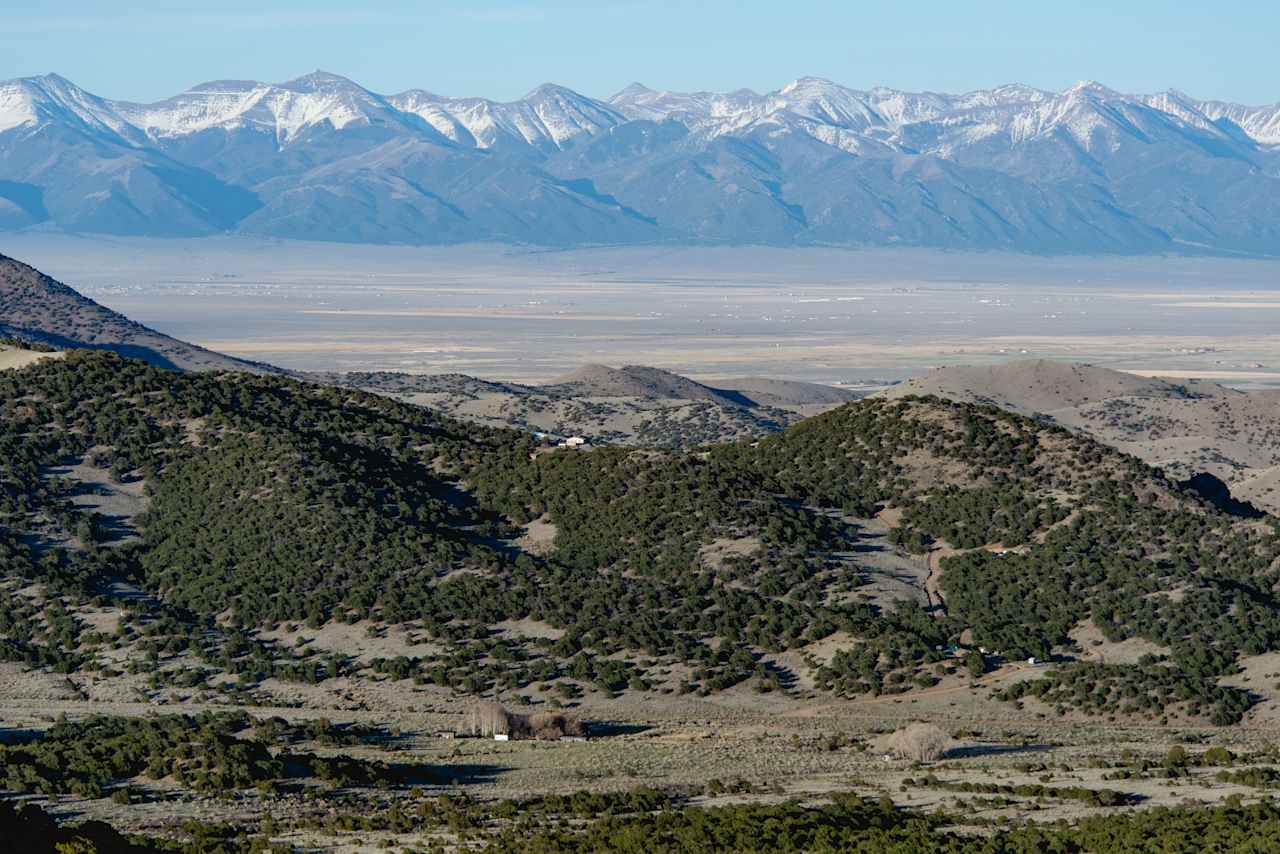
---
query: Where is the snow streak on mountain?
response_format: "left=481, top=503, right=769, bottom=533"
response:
left=1, top=72, right=1278, bottom=252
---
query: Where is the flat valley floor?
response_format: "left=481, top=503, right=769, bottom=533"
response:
left=5, top=235, right=1280, bottom=387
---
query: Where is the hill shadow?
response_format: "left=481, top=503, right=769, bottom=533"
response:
left=418, top=763, right=510, bottom=786
left=587, top=722, right=653, bottom=737
left=705, top=386, right=763, bottom=408
left=5, top=327, right=183, bottom=371
left=1179, top=472, right=1265, bottom=519
left=0, top=727, right=42, bottom=746
left=946, top=742, right=1056, bottom=759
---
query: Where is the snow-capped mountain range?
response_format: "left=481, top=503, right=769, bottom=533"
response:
left=1, top=71, right=1278, bottom=252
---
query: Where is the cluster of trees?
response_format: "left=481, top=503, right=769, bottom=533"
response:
left=899, top=486, right=1068, bottom=549
left=0, top=713, right=430, bottom=799
left=12, top=769, right=1280, bottom=853
left=1, top=799, right=157, bottom=854
left=942, top=498, right=1280, bottom=667
left=995, top=661, right=1254, bottom=725
left=810, top=601, right=950, bottom=696
left=475, top=792, right=1280, bottom=853
left=0, top=797, right=289, bottom=853
left=0, top=337, right=56, bottom=352
left=903, top=775, right=1134, bottom=807
left=1215, top=766, right=1280, bottom=788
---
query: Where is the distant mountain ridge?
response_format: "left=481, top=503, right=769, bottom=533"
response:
left=1, top=71, right=1279, bottom=252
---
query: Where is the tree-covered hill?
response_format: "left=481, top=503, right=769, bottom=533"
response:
left=2, top=349, right=1278, bottom=722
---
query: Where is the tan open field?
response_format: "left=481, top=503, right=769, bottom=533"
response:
left=5, top=235, right=1279, bottom=385
left=0, top=346, right=62, bottom=370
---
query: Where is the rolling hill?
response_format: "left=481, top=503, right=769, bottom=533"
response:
left=1, top=342, right=1277, bottom=728
left=1, top=252, right=853, bottom=447
left=0, top=253, right=274, bottom=372
left=544, top=364, right=754, bottom=405
left=3, top=255, right=1280, bottom=732
left=879, top=360, right=1280, bottom=513
left=314, top=364, right=820, bottom=449
left=314, top=363, right=862, bottom=448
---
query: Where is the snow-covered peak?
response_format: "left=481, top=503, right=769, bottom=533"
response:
left=523, top=82, right=583, bottom=101
left=778, top=76, right=838, bottom=95
left=277, top=70, right=361, bottom=93
left=4, top=70, right=1277, bottom=159
left=766, top=78, right=885, bottom=132
left=117, top=71, right=422, bottom=145
left=613, top=78, right=1053, bottom=144
left=609, top=84, right=733, bottom=125
left=186, top=79, right=262, bottom=94
left=614, top=81, right=834, bottom=137
left=116, top=82, right=272, bottom=139
left=0, top=79, right=40, bottom=134
left=1000, top=81, right=1238, bottom=152
left=0, top=73, right=140, bottom=140
left=1188, top=97, right=1280, bottom=146
left=950, top=83, right=1050, bottom=110
left=612, top=82, right=654, bottom=99
left=611, top=79, right=1056, bottom=140
left=1008, top=87, right=1133, bottom=148
left=385, top=90, right=478, bottom=145
left=391, top=85, right=623, bottom=151
left=1065, top=80, right=1121, bottom=98
left=1141, top=90, right=1222, bottom=134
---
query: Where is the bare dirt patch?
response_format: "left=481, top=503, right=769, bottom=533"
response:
left=493, top=618, right=566, bottom=641
left=43, top=452, right=148, bottom=545
left=0, top=346, right=63, bottom=371
left=1069, top=620, right=1167, bottom=665
left=698, top=535, right=763, bottom=570
left=515, top=515, right=559, bottom=557
left=258, top=621, right=443, bottom=665
left=1220, top=651, right=1280, bottom=725
left=841, top=515, right=930, bottom=610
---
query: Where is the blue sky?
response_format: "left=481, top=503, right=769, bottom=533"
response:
left=3, top=0, right=1278, bottom=104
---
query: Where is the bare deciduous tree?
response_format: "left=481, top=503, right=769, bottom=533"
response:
left=463, top=702, right=587, bottom=740
left=887, top=723, right=950, bottom=762
left=465, top=700, right=511, bottom=736
left=528, top=712, right=586, bottom=740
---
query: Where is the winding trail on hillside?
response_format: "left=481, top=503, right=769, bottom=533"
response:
left=924, top=549, right=948, bottom=614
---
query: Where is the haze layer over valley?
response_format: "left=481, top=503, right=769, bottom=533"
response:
left=7, top=236, right=1280, bottom=386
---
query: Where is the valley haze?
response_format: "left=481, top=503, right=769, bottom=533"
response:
left=5, top=234, right=1279, bottom=385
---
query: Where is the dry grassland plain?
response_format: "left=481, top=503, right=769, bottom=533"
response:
left=5, top=235, right=1279, bottom=387
left=0, top=346, right=61, bottom=371
left=6, top=652, right=1280, bottom=851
